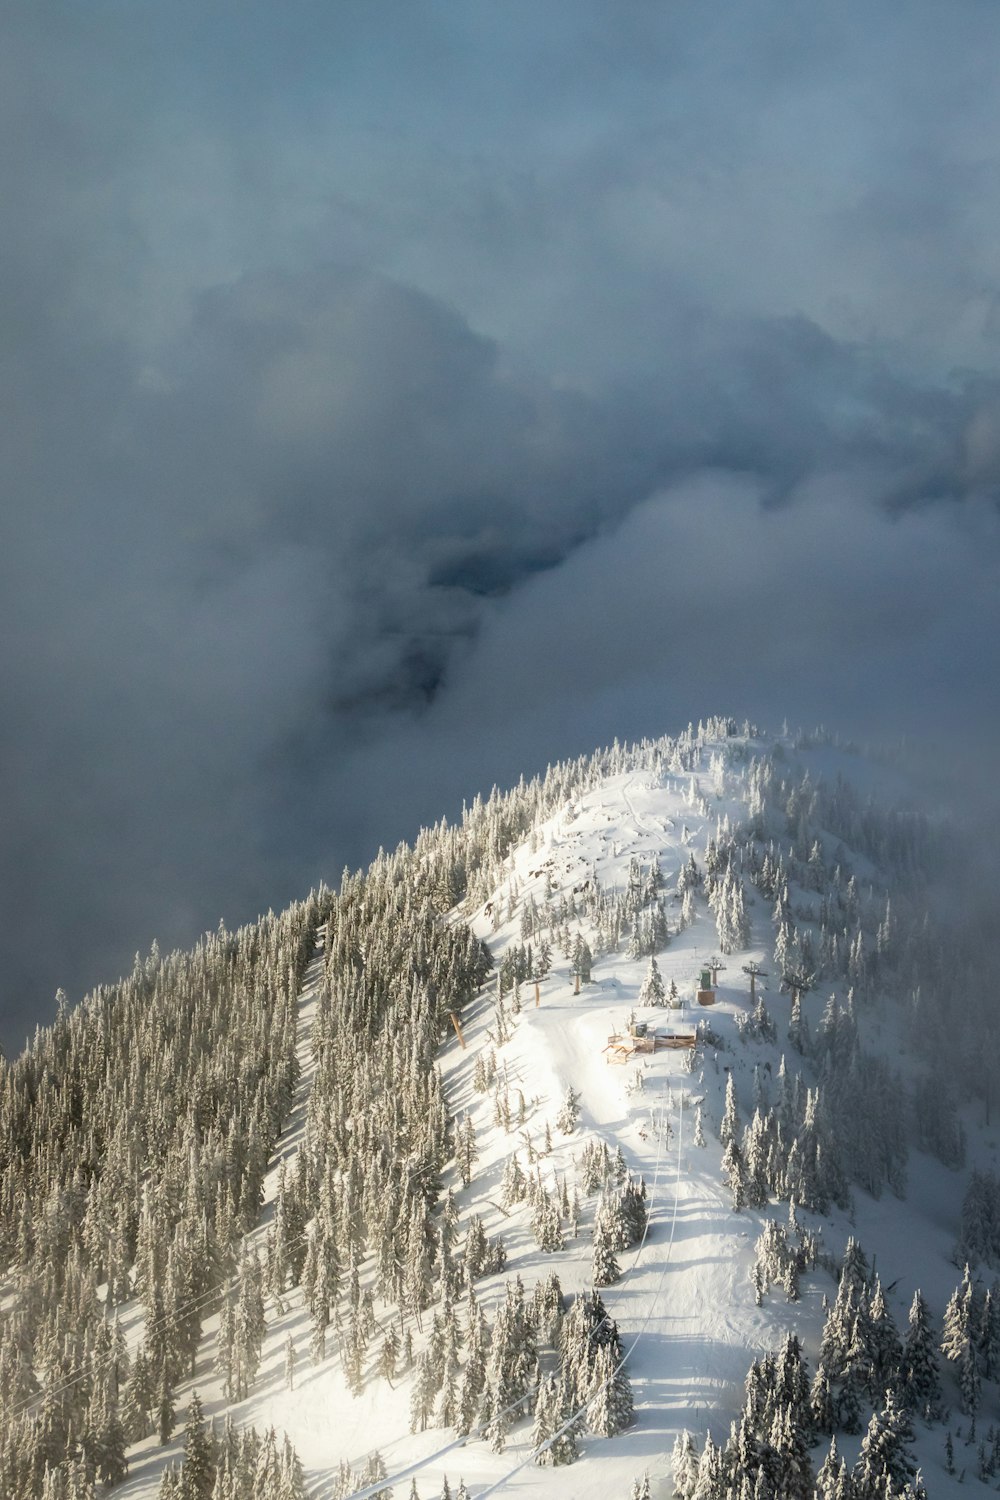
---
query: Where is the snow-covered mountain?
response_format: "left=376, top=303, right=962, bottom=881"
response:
left=2, top=718, right=997, bottom=1500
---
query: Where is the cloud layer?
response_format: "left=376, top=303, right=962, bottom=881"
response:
left=3, top=2, right=1000, bottom=1048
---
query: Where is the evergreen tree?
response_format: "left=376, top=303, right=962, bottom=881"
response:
left=159, top=1465, right=180, bottom=1499
left=592, top=1202, right=622, bottom=1286
left=572, top=938, right=593, bottom=985
left=531, top=1190, right=565, bottom=1253
left=279, top=1433, right=307, bottom=1500
left=867, top=1278, right=903, bottom=1400
left=837, top=1353, right=865, bottom=1437
left=455, top=1115, right=478, bottom=1188
left=769, top=1400, right=813, bottom=1500
left=586, top=1342, right=633, bottom=1436
left=721, top=1072, right=740, bottom=1148
left=378, top=1325, right=399, bottom=1387
left=942, top=1265, right=981, bottom=1413
left=639, top=958, right=666, bottom=1008
left=180, top=1393, right=214, bottom=1500
left=531, top=1373, right=557, bottom=1462
left=691, top=1433, right=724, bottom=1500
left=480, top=1379, right=507, bottom=1455
left=670, top=1429, right=700, bottom=1499
left=85, top=1387, right=129, bottom=1491
left=809, top=1362, right=836, bottom=1436
left=158, top=1365, right=176, bottom=1447
left=722, top=1135, right=748, bottom=1210
left=231, top=1245, right=267, bottom=1400
left=500, top=1154, right=527, bottom=1208
left=547, top=1377, right=581, bottom=1465
left=556, top=1087, right=582, bottom=1135
left=900, top=1290, right=941, bottom=1416
left=814, top=1435, right=842, bottom=1500
left=854, top=1390, right=917, bottom=1496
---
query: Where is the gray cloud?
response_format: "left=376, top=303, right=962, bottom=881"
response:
left=5, top=1, right=1000, bottom=1049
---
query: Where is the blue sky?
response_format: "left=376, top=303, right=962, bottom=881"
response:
left=2, top=1, right=1000, bottom=1047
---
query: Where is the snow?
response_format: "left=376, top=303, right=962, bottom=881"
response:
left=114, top=736, right=988, bottom=1498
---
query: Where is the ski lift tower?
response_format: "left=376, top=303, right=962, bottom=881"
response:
left=781, top=967, right=815, bottom=1011
left=742, top=960, right=769, bottom=1004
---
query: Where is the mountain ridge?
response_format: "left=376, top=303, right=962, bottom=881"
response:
left=1, top=718, right=994, bottom=1500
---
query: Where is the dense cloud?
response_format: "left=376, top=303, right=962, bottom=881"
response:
left=3, top=1, right=1000, bottom=1049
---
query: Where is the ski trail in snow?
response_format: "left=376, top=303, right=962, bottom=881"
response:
left=261, top=925, right=325, bottom=1209
left=316, top=1032, right=684, bottom=1500
left=320, top=1092, right=680, bottom=1500
left=475, top=1093, right=687, bottom=1497
left=621, top=778, right=641, bottom=831
left=332, top=1087, right=685, bottom=1500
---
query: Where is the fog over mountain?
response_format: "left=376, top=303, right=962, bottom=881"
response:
left=3, top=0, right=1000, bottom=1049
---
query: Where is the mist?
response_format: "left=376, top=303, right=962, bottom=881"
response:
left=3, top=1, right=1000, bottom=1051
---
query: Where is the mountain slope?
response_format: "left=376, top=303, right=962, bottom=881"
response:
left=3, top=719, right=995, bottom=1499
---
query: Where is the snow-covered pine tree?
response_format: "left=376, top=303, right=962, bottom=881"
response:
left=560, top=1289, right=624, bottom=1408
left=547, top=1376, right=582, bottom=1465
left=377, top=1326, right=399, bottom=1387
left=768, top=1400, right=813, bottom=1500
left=670, top=1430, right=700, bottom=1499
left=942, top=1264, right=982, bottom=1414
left=121, top=1345, right=155, bottom=1442
left=813, top=1435, right=844, bottom=1500
left=722, top=1134, right=749, bottom=1210
left=853, top=1389, right=917, bottom=1496
left=500, top=1153, right=527, bottom=1207
left=179, top=1392, right=214, bottom=1500
left=592, top=1202, right=622, bottom=1287
left=455, top=1114, right=478, bottom=1188
left=585, top=1341, right=634, bottom=1436
left=531, top=1372, right=557, bottom=1462
left=571, top=937, right=593, bottom=985
left=556, top=1087, right=582, bottom=1134
left=866, top=1277, right=903, bottom=1401
left=900, top=1290, right=941, bottom=1416
left=721, top=1072, right=739, bottom=1148
left=483, top=1276, right=537, bottom=1429
left=639, top=958, right=666, bottom=1007
left=407, top=1348, right=440, bottom=1433
left=157, top=1364, right=175, bottom=1447
left=464, top=1214, right=489, bottom=1279
left=809, top=1361, right=836, bottom=1436
left=980, top=1280, right=1000, bottom=1380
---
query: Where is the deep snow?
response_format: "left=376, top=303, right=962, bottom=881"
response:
left=114, top=740, right=990, bottom=1498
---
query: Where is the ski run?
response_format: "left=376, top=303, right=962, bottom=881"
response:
left=3, top=718, right=999, bottom=1500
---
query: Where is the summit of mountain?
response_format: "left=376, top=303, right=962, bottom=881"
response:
left=1, top=717, right=994, bottom=1499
